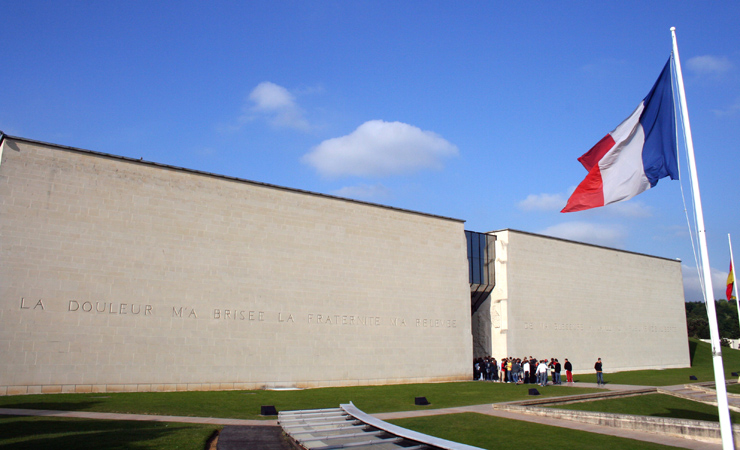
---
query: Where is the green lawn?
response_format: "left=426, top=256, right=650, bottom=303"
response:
left=552, top=393, right=740, bottom=423
left=389, top=413, right=680, bottom=450
left=572, top=338, right=740, bottom=386
left=0, top=337, right=734, bottom=449
left=547, top=339, right=740, bottom=425
left=0, top=382, right=601, bottom=420
left=0, top=416, right=216, bottom=450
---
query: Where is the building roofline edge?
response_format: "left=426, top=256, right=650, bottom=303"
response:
left=3, top=134, right=466, bottom=224
left=485, top=228, right=682, bottom=263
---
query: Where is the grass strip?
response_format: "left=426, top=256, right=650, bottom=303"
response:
left=0, top=382, right=600, bottom=420
left=388, top=413, right=680, bottom=450
left=573, top=339, right=740, bottom=386
left=551, top=392, right=740, bottom=423
left=0, top=415, right=217, bottom=450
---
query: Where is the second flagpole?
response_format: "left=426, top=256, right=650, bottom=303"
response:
left=731, top=234, right=739, bottom=332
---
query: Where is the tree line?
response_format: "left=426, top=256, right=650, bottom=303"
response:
left=686, top=300, right=740, bottom=343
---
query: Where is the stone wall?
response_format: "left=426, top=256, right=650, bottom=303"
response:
left=0, top=137, right=473, bottom=394
left=475, top=229, right=689, bottom=373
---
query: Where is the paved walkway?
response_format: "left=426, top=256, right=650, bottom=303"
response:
left=659, top=382, right=740, bottom=412
left=0, top=382, right=727, bottom=449
left=217, top=425, right=291, bottom=450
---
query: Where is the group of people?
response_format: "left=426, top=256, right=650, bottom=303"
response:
left=473, top=356, right=577, bottom=386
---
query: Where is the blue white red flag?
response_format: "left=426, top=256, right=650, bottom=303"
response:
left=561, top=59, right=679, bottom=213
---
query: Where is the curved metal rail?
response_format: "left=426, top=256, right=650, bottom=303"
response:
left=279, top=402, right=483, bottom=450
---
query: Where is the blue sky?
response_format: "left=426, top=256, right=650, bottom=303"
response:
left=2, top=1, right=738, bottom=302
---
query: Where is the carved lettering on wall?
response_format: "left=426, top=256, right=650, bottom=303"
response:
left=17, top=298, right=462, bottom=332
left=521, top=320, right=678, bottom=334
left=20, top=298, right=45, bottom=310
left=278, top=312, right=294, bottom=323
left=173, top=307, right=198, bottom=318
left=390, top=317, right=407, bottom=326
left=415, top=318, right=457, bottom=328
left=68, top=300, right=152, bottom=315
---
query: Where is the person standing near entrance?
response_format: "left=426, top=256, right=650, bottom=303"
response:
left=536, top=360, right=548, bottom=386
left=564, top=358, right=573, bottom=384
left=594, top=358, right=604, bottom=386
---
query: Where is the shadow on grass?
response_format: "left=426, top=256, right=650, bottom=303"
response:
left=0, top=416, right=202, bottom=450
left=655, top=407, right=718, bottom=422
left=689, top=339, right=698, bottom=366
left=0, top=401, right=101, bottom=412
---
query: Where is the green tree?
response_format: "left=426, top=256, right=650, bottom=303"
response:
left=685, top=300, right=740, bottom=340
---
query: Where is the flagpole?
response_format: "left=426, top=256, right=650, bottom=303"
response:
left=731, top=234, right=739, bottom=334
left=672, top=27, right=735, bottom=449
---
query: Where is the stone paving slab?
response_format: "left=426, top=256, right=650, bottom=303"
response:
left=659, top=384, right=740, bottom=412
left=217, top=425, right=292, bottom=450
left=477, top=406, right=721, bottom=450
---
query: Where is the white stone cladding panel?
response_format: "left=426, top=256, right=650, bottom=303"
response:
left=487, top=231, right=509, bottom=359
left=0, top=139, right=472, bottom=391
left=489, top=230, right=689, bottom=373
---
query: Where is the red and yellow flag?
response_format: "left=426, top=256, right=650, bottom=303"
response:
left=728, top=262, right=736, bottom=301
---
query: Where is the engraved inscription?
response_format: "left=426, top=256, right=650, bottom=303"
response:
left=213, top=309, right=265, bottom=321
left=415, top=318, right=456, bottom=328
left=307, top=314, right=380, bottom=325
left=20, top=297, right=459, bottom=332
left=390, top=317, right=407, bottom=326
left=20, top=298, right=45, bottom=310
left=523, top=320, right=679, bottom=334
left=68, top=300, right=152, bottom=315
left=172, top=307, right=198, bottom=318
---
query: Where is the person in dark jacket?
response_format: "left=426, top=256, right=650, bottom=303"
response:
left=529, top=357, right=537, bottom=384
left=594, top=358, right=604, bottom=386
left=564, top=358, right=573, bottom=384
left=473, top=358, right=482, bottom=380
left=484, top=358, right=494, bottom=381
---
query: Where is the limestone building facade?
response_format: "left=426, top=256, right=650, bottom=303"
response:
left=0, top=136, right=472, bottom=395
left=0, top=135, right=690, bottom=395
left=471, top=229, right=690, bottom=373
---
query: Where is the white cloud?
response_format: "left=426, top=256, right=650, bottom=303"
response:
left=653, top=224, right=688, bottom=240
left=687, top=55, right=733, bottom=77
left=682, top=263, right=730, bottom=303
left=518, top=192, right=651, bottom=217
left=712, top=97, right=740, bottom=117
left=539, top=221, right=626, bottom=248
left=244, top=81, right=310, bottom=131
left=303, top=120, right=458, bottom=178
left=518, top=193, right=566, bottom=212
left=332, top=183, right=391, bottom=200
left=250, top=82, right=296, bottom=110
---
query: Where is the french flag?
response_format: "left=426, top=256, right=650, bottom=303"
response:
left=561, top=59, right=679, bottom=213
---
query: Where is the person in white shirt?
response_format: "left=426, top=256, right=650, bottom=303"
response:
left=536, top=360, right=549, bottom=386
